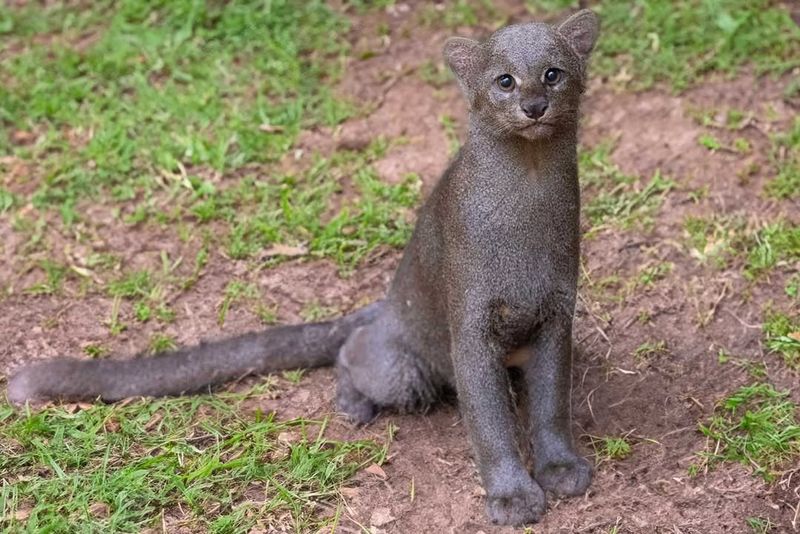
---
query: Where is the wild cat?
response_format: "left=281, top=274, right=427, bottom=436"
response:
left=9, top=10, right=600, bottom=524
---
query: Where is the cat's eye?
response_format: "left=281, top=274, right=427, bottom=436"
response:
left=544, top=68, right=562, bottom=85
left=496, top=74, right=515, bottom=91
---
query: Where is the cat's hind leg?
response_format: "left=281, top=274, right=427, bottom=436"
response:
left=336, top=320, right=437, bottom=424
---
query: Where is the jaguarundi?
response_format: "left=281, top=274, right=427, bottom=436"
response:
left=8, top=9, right=600, bottom=525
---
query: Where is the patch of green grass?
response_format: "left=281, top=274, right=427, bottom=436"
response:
left=588, top=435, right=633, bottom=463
left=1, top=1, right=353, bottom=223
left=747, top=517, right=775, bottom=534
left=25, top=260, right=70, bottom=295
left=282, top=370, right=306, bottom=385
left=439, top=114, right=461, bottom=156
left=418, top=60, right=453, bottom=88
left=733, top=137, right=752, bottom=154
left=687, top=185, right=710, bottom=203
left=717, top=348, right=769, bottom=380
left=593, top=0, right=800, bottom=90
left=762, top=311, right=800, bottom=370
left=684, top=215, right=800, bottom=280
left=83, top=344, right=110, bottom=359
left=698, top=133, right=722, bottom=151
left=0, top=187, right=16, bottom=214
left=744, top=222, right=800, bottom=279
left=580, top=270, right=625, bottom=305
left=633, top=340, right=668, bottom=363
left=683, top=214, right=745, bottom=269
left=524, top=0, right=576, bottom=14
left=218, top=280, right=259, bottom=327
left=637, top=261, right=673, bottom=287
left=765, top=117, right=800, bottom=200
left=0, top=389, right=385, bottom=532
left=580, top=144, right=674, bottom=231
left=107, top=271, right=154, bottom=300
left=726, top=109, right=746, bottom=129
left=3, top=1, right=415, bottom=272
left=344, top=0, right=398, bottom=14
left=255, top=303, right=280, bottom=325
left=300, top=301, right=339, bottom=323
left=697, top=383, right=800, bottom=481
left=193, top=140, right=420, bottom=270
left=134, top=301, right=152, bottom=322
left=786, top=274, right=800, bottom=299
left=418, top=0, right=497, bottom=28
left=148, top=332, right=177, bottom=354
left=2, top=1, right=425, bottom=281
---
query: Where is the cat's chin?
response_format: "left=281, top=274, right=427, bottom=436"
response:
left=516, top=122, right=555, bottom=141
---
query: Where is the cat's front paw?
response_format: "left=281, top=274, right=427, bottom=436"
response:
left=534, top=455, right=593, bottom=496
left=485, top=477, right=546, bottom=525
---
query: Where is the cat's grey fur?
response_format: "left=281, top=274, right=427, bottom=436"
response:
left=7, top=10, right=600, bottom=525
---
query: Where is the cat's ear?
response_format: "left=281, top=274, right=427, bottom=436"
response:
left=443, top=37, right=486, bottom=100
left=558, top=9, right=599, bottom=62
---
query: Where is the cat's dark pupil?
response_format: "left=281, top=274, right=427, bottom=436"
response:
left=545, top=69, right=559, bottom=82
left=499, top=75, right=513, bottom=88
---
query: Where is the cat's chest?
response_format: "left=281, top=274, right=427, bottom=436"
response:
left=466, top=175, right=578, bottom=244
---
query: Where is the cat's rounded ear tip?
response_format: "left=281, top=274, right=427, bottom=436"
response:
left=571, top=9, right=599, bottom=26
left=443, top=36, right=477, bottom=54
left=442, top=37, right=483, bottom=70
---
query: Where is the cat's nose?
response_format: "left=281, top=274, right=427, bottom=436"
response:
left=521, top=97, right=548, bottom=119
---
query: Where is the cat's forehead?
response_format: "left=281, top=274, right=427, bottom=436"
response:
left=486, top=23, right=570, bottom=69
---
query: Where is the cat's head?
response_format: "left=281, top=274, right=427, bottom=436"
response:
left=444, top=10, right=599, bottom=142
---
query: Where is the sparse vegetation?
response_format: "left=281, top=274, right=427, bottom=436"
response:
left=744, top=222, right=800, bottom=280
left=580, top=143, right=674, bottom=232
left=0, top=389, right=385, bottom=532
left=2, top=0, right=799, bottom=530
left=637, top=262, right=673, bottom=287
left=149, top=332, right=177, bottom=354
left=683, top=214, right=745, bottom=269
left=747, top=516, right=775, bottom=533
left=633, top=340, right=669, bottom=363
left=762, top=311, right=800, bottom=370
left=588, top=435, right=633, bottom=463
left=697, top=383, right=800, bottom=481
left=593, top=0, right=800, bottom=90
left=300, top=300, right=340, bottom=322
left=765, top=117, right=800, bottom=199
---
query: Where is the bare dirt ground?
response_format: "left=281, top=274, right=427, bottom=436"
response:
left=2, top=2, right=799, bottom=533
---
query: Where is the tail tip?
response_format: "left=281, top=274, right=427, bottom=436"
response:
left=7, top=367, right=37, bottom=406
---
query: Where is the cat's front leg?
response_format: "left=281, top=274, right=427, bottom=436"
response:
left=451, top=329, right=546, bottom=525
left=522, top=314, right=592, bottom=496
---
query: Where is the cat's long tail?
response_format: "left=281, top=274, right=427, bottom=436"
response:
left=6, top=301, right=384, bottom=405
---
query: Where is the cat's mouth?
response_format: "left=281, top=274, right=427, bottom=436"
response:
left=519, top=121, right=555, bottom=136
left=523, top=120, right=555, bottom=129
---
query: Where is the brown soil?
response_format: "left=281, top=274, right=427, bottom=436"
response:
left=2, top=2, right=799, bottom=533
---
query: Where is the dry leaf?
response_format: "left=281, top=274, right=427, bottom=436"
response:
left=88, top=502, right=110, bottom=518
left=144, top=411, right=163, bottom=431
left=788, top=331, right=800, bottom=342
left=104, top=418, right=121, bottom=433
left=277, top=431, right=299, bottom=444
left=369, top=507, right=396, bottom=527
left=258, top=124, right=285, bottom=133
left=364, top=463, right=387, bottom=479
left=70, top=265, right=95, bottom=278
left=11, top=130, right=35, bottom=145
left=263, top=243, right=307, bottom=258
left=64, top=402, right=94, bottom=414
left=13, top=508, right=32, bottom=521
left=339, top=487, right=359, bottom=498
